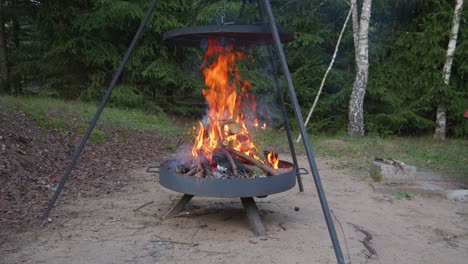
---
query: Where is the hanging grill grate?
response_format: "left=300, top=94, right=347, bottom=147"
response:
left=163, top=24, right=294, bottom=47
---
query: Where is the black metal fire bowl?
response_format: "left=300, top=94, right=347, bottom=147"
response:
left=159, top=160, right=296, bottom=198
left=159, top=159, right=295, bottom=236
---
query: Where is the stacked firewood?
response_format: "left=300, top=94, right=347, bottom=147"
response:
left=173, top=122, right=292, bottom=179
left=174, top=148, right=290, bottom=179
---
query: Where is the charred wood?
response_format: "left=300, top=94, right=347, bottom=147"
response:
left=228, top=148, right=278, bottom=176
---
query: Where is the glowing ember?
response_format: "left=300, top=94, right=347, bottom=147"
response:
left=191, top=39, right=278, bottom=169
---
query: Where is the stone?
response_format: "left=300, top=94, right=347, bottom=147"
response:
left=370, top=161, right=417, bottom=184
left=446, top=190, right=468, bottom=202
left=370, top=181, right=450, bottom=197
left=415, top=171, right=446, bottom=181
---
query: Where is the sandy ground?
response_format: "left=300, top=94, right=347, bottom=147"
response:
left=1, top=154, right=467, bottom=264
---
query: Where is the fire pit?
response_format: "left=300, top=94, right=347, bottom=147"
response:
left=158, top=37, right=298, bottom=235
left=160, top=160, right=295, bottom=198
left=159, top=159, right=295, bottom=236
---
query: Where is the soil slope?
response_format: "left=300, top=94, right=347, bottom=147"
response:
left=0, top=106, right=170, bottom=234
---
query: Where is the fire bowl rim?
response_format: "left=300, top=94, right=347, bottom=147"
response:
left=159, top=159, right=296, bottom=198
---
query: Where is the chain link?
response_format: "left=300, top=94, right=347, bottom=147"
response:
left=221, top=0, right=225, bottom=24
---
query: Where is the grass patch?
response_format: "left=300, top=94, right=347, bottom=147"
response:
left=254, top=128, right=292, bottom=152
left=2, top=96, right=466, bottom=180
left=252, top=129, right=467, bottom=180
left=0, top=96, right=184, bottom=136
left=22, top=104, right=66, bottom=129
left=90, top=129, right=110, bottom=143
left=391, top=191, right=413, bottom=200
left=76, top=125, right=110, bottom=143
left=310, top=134, right=467, bottom=180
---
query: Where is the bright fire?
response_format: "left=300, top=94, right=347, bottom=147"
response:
left=267, top=152, right=279, bottom=169
left=191, top=39, right=278, bottom=168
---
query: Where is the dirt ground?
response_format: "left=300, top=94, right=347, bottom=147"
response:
left=0, top=106, right=168, bottom=230
left=1, top=152, right=467, bottom=264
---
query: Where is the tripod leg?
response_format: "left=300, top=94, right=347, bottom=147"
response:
left=43, top=0, right=161, bottom=218
left=256, top=0, right=304, bottom=192
left=261, top=0, right=345, bottom=263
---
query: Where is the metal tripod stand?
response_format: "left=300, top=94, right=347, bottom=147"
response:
left=43, top=1, right=345, bottom=263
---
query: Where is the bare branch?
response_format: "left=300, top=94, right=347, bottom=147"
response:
left=297, top=3, right=354, bottom=142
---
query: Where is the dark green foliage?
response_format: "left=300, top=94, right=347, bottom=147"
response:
left=367, top=0, right=468, bottom=137
left=272, top=0, right=355, bottom=134
left=10, top=0, right=196, bottom=106
left=2, top=0, right=467, bottom=137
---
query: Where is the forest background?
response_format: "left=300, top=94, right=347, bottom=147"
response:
left=0, top=0, right=467, bottom=138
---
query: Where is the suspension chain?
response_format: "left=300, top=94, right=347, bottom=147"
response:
left=221, top=0, right=225, bottom=24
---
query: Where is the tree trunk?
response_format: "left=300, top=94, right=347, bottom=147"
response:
left=433, top=0, right=464, bottom=140
left=0, top=0, right=9, bottom=93
left=351, top=0, right=359, bottom=57
left=348, top=0, right=372, bottom=136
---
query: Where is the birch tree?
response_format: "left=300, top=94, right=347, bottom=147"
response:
left=433, top=0, right=464, bottom=140
left=347, top=0, right=372, bottom=136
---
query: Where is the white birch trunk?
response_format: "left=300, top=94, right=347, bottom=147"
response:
left=434, top=0, right=464, bottom=140
left=348, top=0, right=372, bottom=136
left=351, top=0, right=359, bottom=58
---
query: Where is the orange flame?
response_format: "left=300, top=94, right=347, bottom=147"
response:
left=192, top=39, right=265, bottom=162
left=267, top=151, right=279, bottom=169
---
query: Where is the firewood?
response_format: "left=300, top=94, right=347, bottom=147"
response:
left=242, top=164, right=263, bottom=175
left=228, top=148, right=278, bottom=176
left=197, top=151, right=213, bottom=178
left=184, top=167, right=197, bottom=176
left=221, top=121, right=241, bottom=135
left=221, top=139, right=230, bottom=147
left=215, top=138, right=238, bottom=176
left=219, top=146, right=238, bottom=177
left=195, top=169, right=204, bottom=177
left=201, top=162, right=212, bottom=177
left=228, top=122, right=241, bottom=134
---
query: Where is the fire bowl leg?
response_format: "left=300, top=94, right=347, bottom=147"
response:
left=240, top=197, right=266, bottom=236
left=164, top=194, right=194, bottom=219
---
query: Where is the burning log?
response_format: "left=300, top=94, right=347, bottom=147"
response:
left=184, top=166, right=197, bottom=176
left=221, top=121, right=241, bottom=135
left=219, top=146, right=238, bottom=177
left=221, top=139, right=230, bottom=147
left=176, top=148, right=291, bottom=178
left=227, top=122, right=241, bottom=135
left=197, top=151, right=213, bottom=178
left=200, top=162, right=212, bottom=178
left=242, top=164, right=263, bottom=175
left=228, top=148, right=278, bottom=176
